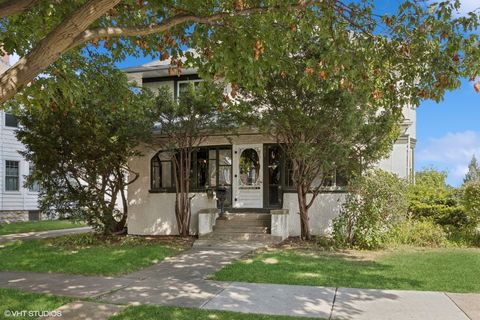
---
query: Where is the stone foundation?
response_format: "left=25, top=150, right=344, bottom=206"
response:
left=0, top=211, right=29, bottom=223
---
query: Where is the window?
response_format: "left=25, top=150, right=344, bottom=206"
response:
left=28, top=163, right=41, bottom=192
left=5, top=113, right=18, bottom=128
left=177, top=80, right=202, bottom=98
left=285, top=159, right=348, bottom=190
left=5, top=160, right=19, bottom=191
left=150, top=146, right=233, bottom=206
left=151, top=154, right=173, bottom=190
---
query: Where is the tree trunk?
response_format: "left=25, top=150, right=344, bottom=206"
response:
left=297, top=185, right=311, bottom=240
left=173, top=150, right=191, bottom=237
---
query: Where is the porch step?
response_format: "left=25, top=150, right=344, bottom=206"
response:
left=215, top=219, right=271, bottom=227
left=200, top=212, right=277, bottom=242
left=213, top=225, right=270, bottom=233
left=200, top=232, right=281, bottom=242
left=223, top=213, right=271, bottom=220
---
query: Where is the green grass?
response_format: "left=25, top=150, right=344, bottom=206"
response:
left=0, top=233, right=191, bottom=276
left=213, top=247, right=480, bottom=293
left=109, top=305, right=323, bottom=320
left=0, top=288, right=72, bottom=320
left=0, top=220, right=86, bottom=235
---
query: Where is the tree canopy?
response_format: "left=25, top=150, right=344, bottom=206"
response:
left=9, top=56, right=159, bottom=234
left=0, top=0, right=479, bottom=106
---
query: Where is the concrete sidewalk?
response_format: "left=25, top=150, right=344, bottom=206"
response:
left=0, top=240, right=478, bottom=319
left=0, top=226, right=92, bottom=243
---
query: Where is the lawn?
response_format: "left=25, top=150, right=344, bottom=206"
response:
left=213, top=246, right=480, bottom=293
left=109, top=305, right=323, bottom=320
left=0, top=233, right=192, bottom=276
left=0, top=220, right=86, bottom=235
left=0, top=288, right=72, bottom=320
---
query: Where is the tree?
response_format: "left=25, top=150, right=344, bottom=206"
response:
left=0, top=1, right=479, bottom=105
left=242, top=30, right=403, bottom=240
left=155, top=83, right=232, bottom=236
left=464, top=155, right=480, bottom=184
left=8, top=56, right=159, bottom=234
left=463, top=182, right=480, bottom=228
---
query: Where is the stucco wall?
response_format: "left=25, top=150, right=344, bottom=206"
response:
left=283, top=192, right=346, bottom=236
left=127, top=144, right=217, bottom=235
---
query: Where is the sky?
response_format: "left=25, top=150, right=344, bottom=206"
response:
left=9, top=1, right=479, bottom=186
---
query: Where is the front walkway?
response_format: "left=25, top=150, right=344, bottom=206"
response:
left=0, top=239, right=478, bottom=320
left=0, top=226, right=92, bottom=243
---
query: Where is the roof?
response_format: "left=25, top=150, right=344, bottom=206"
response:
left=122, top=50, right=199, bottom=82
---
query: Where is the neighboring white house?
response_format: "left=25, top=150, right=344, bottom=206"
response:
left=0, top=56, right=41, bottom=222
left=123, top=59, right=416, bottom=237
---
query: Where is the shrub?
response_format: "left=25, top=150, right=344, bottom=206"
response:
left=464, top=182, right=480, bottom=226
left=384, top=219, right=448, bottom=247
left=333, top=170, right=408, bottom=249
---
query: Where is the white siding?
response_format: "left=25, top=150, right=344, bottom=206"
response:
left=0, top=111, right=40, bottom=211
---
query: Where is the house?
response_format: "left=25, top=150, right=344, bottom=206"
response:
left=0, top=56, right=41, bottom=222
left=123, top=59, right=416, bottom=238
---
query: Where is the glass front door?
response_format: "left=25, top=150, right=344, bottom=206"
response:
left=232, top=144, right=263, bottom=208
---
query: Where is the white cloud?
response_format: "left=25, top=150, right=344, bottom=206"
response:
left=417, top=131, right=480, bottom=185
left=457, top=0, right=480, bottom=14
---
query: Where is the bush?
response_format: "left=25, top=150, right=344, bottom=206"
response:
left=333, top=170, right=408, bottom=249
left=409, top=202, right=470, bottom=230
left=464, top=182, right=480, bottom=225
left=384, top=219, right=448, bottom=247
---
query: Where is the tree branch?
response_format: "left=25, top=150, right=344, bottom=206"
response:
left=0, top=0, right=121, bottom=104
left=73, top=3, right=311, bottom=47
left=0, top=0, right=40, bottom=18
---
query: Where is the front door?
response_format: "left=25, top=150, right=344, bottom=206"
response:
left=233, top=144, right=263, bottom=208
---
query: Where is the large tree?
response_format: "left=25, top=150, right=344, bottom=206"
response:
left=0, top=0, right=479, bottom=105
left=155, top=83, right=233, bottom=236
left=242, top=31, right=402, bottom=239
left=8, top=55, right=159, bottom=234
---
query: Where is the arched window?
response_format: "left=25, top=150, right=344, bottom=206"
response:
left=151, top=153, right=173, bottom=190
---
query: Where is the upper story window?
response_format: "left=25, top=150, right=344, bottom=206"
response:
left=5, top=113, right=18, bottom=128
left=177, top=80, right=202, bottom=98
left=5, top=160, right=19, bottom=191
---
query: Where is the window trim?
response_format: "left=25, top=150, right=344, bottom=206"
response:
left=149, top=145, right=232, bottom=194
left=5, top=160, right=20, bottom=192
left=176, top=79, right=203, bottom=99
left=150, top=153, right=174, bottom=192
left=4, top=113, right=19, bottom=128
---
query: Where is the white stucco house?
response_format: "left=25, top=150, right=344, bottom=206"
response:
left=123, top=59, right=416, bottom=238
left=0, top=56, right=41, bottom=222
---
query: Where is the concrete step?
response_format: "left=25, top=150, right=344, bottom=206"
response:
left=213, top=225, right=270, bottom=233
left=192, top=239, right=274, bottom=250
left=215, top=219, right=271, bottom=227
left=200, top=232, right=281, bottom=242
left=221, top=213, right=271, bottom=220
